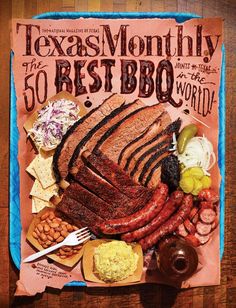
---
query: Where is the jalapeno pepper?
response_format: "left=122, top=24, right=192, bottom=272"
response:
left=177, top=124, right=198, bottom=154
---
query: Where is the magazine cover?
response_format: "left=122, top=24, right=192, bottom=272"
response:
left=11, top=17, right=223, bottom=295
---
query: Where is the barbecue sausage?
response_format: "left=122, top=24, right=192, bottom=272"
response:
left=177, top=223, right=189, bottom=237
left=199, top=208, right=216, bottom=224
left=139, top=194, right=193, bottom=251
left=99, top=182, right=168, bottom=234
left=185, top=234, right=201, bottom=247
left=121, top=190, right=184, bottom=242
left=184, top=219, right=196, bottom=235
left=196, top=221, right=212, bottom=235
left=189, top=207, right=199, bottom=220
left=198, top=189, right=219, bottom=203
left=185, top=233, right=210, bottom=246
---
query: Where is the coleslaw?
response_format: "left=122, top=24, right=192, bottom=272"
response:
left=28, top=99, right=80, bottom=150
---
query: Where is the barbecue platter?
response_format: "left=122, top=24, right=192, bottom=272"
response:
left=25, top=91, right=219, bottom=285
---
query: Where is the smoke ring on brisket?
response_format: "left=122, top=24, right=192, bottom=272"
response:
left=68, top=102, right=136, bottom=170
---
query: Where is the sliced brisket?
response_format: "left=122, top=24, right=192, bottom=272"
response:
left=70, top=99, right=145, bottom=170
left=53, top=93, right=125, bottom=181
left=145, top=157, right=168, bottom=188
left=64, top=182, right=118, bottom=219
left=129, top=119, right=181, bottom=185
left=73, top=163, right=149, bottom=215
left=94, top=102, right=165, bottom=163
left=78, top=150, right=153, bottom=199
left=56, top=195, right=104, bottom=235
left=139, top=145, right=171, bottom=185
left=118, top=111, right=171, bottom=169
left=130, top=137, right=172, bottom=180
left=118, top=119, right=161, bottom=168
left=123, top=113, right=172, bottom=174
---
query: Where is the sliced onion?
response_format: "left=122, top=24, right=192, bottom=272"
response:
left=177, top=136, right=216, bottom=174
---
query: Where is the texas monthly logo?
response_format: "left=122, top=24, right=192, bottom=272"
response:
left=15, top=22, right=221, bottom=115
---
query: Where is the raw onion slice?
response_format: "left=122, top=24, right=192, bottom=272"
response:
left=177, top=136, right=216, bottom=175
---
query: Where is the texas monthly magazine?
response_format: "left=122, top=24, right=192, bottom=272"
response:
left=11, top=17, right=223, bottom=295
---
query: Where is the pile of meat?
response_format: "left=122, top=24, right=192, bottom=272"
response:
left=177, top=189, right=219, bottom=247
left=56, top=150, right=219, bottom=251
left=56, top=150, right=153, bottom=235
left=53, top=93, right=181, bottom=188
left=53, top=94, right=218, bottom=251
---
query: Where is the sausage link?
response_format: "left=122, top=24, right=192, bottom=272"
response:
left=185, top=232, right=210, bottom=247
left=139, top=194, right=193, bottom=251
left=99, top=183, right=168, bottom=234
left=194, top=233, right=210, bottom=245
left=176, top=223, right=189, bottom=237
left=184, top=219, right=196, bottom=234
left=198, top=189, right=219, bottom=203
left=192, top=213, right=199, bottom=225
left=200, top=201, right=214, bottom=210
left=199, top=208, right=216, bottom=224
left=121, top=190, right=184, bottom=242
left=185, top=234, right=201, bottom=247
left=196, top=221, right=212, bottom=235
left=189, top=207, right=199, bottom=221
left=211, top=215, right=219, bottom=230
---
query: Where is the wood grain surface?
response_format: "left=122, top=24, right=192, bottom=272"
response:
left=0, top=0, right=235, bottom=307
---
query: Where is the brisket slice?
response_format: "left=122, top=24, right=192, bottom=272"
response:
left=53, top=93, right=125, bottom=181
left=127, top=119, right=181, bottom=178
left=144, top=157, right=167, bottom=188
left=95, top=102, right=165, bottom=163
left=79, top=150, right=153, bottom=199
left=64, top=182, right=118, bottom=219
left=122, top=112, right=172, bottom=173
left=118, top=119, right=161, bottom=168
left=70, top=99, right=145, bottom=170
left=139, top=145, right=171, bottom=185
left=130, top=137, right=172, bottom=179
left=73, top=163, right=149, bottom=215
left=138, top=119, right=181, bottom=186
left=56, top=195, right=104, bottom=236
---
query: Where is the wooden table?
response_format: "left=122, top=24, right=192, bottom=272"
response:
left=1, top=0, right=235, bottom=306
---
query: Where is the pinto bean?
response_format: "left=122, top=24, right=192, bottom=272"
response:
left=49, top=212, right=55, bottom=220
left=59, top=249, right=66, bottom=255
left=47, top=235, right=54, bottom=242
left=50, top=222, right=59, bottom=228
left=61, top=246, right=72, bottom=252
left=32, top=231, right=38, bottom=239
left=44, top=224, right=50, bottom=233
left=61, top=230, right=69, bottom=238
left=49, top=228, right=55, bottom=237
left=56, top=236, right=64, bottom=243
left=53, top=232, right=60, bottom=240
left=37, top=223, right=43, bottom=232
left=41, top=211, right=50, bottom=220
left=40, top=233, right=47, bottom=242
